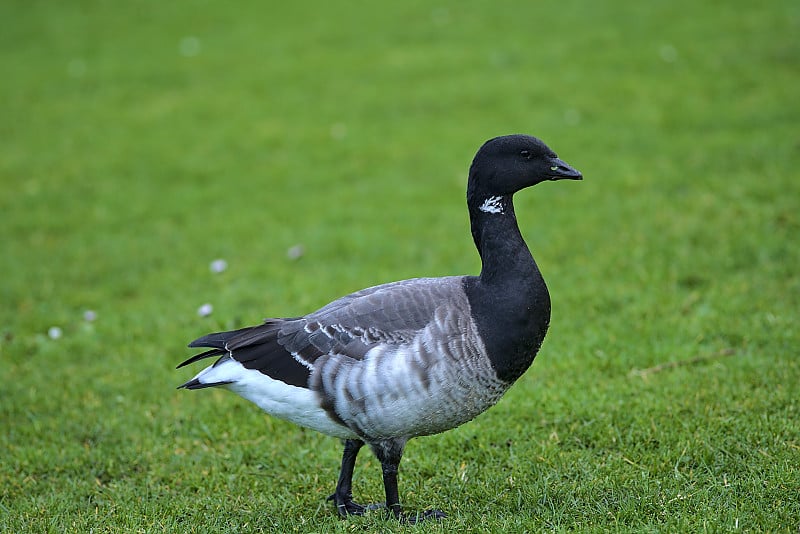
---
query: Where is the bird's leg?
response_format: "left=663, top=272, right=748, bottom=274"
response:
left=371, top=439, right=446, bottom=523
left=328, top=439, right=367, bottom=517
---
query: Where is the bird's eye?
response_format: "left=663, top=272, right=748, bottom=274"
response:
left=520, top=150, right=532, bottom=159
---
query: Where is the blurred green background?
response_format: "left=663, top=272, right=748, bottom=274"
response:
left=1, top=1, right=798, bottom=531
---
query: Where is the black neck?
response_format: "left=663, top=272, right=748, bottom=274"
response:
left=464, top=193, right=551, bottom=384
left=469, top=196, right=535, bottom=285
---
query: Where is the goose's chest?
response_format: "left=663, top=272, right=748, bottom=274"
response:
left=466, top=277, right=551, bottom=383
left=314, top=317, right=507, bottom=439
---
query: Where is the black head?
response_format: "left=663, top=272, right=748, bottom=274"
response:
left=468, top=134, right=582, bottom=201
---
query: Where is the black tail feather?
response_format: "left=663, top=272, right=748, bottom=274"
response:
left=177, top=378, right=233, bottom=390
left=176, top=348, right=224, bottom=369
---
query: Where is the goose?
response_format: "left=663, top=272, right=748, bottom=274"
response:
left=177, top=134, right=582, bottom=522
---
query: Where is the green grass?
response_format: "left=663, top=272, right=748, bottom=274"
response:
left=1, top=1, right=798, bottom=532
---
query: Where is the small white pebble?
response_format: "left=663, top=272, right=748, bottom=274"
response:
left=430, top=7, right=450, bottom=26
left=67, top=58, right=86, bottom=78
left=209, top=259, right=228, bottom=273
left=197, top=303, right=213, bottom=317
left=83, top=310, right=97, bottom=322
left=287, top=244, right=305, bottom=260
left=563, top=108, right=581, bottom=126
left=48, top=326, right=63, bottom=340
left=659, top=44, right=678, bottom=63
left=179, top=36, right=201, bottom=57
left=329, top=123, right=347, bottom=141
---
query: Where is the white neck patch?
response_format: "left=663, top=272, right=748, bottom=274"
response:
left=479, top=196, right=504, bottom=214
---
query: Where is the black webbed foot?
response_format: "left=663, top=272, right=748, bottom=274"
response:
left=327, top=491, right=366, bottom=517
left=327, top=492, right=387, bottom=518
left=396, top=508, right=447, bottom=524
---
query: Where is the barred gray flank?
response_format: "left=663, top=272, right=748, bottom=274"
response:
left=309, top=277, right=507, bottom=439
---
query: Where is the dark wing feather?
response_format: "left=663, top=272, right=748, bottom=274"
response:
left=177, top=325, right=259, bottom=369
left=181, top=276, right=466, bottom=387
left=182, top=321, right=313, bottom=388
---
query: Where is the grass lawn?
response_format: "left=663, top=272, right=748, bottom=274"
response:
left=1, top=1, right=798, bottom=532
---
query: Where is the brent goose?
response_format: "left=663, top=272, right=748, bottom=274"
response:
left=177, top=134, right=582, bottom=522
